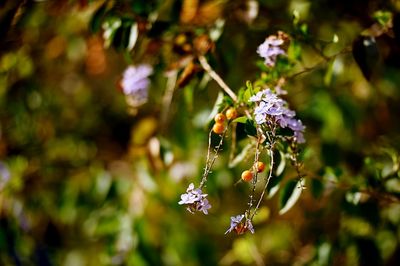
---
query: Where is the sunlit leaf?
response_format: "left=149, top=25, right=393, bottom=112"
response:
left=232, top=116, right=247, bottom=124
left=279, top=179, right=303, bottom=215
left=287, top=40, right=302, bottom=61
left=127, top=23, right=138, bottom=51
left=372, top=10, right=392, bottom=27
left=228, top=142, right=252, bottom=168
left=207, top=91, right=224, bottom=123
left=267, top=173, right=284, bottom=198
left=275, top=150, right=286, bottom=176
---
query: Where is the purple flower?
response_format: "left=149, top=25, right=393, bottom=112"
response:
left=249, top=90, right=265, bottom=102
left=225, top=214, right=255, bottom=235
left=294, top=131, right=305, bottom=143
left=287, top=118, right=305, bottom=132
left=252, top=89, right=286, bottom=123
left=178, top=183, right=211, bottom=214
left=257, top=35, right=286, bottom=67
left=121, top=64, right=153, bottom=105
left=249, top=89, right=306, bottom=143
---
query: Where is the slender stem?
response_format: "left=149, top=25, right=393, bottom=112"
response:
left=247, top=133, right=262, bottom=213
left=287, top=47, right=352, bottom=80
left=198, top=55, right=238, bottom=102
left=200, top=128, right=227, bottom=188
left=161, top=71, right=177, bottom=129
left=250, top=144, right=274, bottom=219
left=229, top=123, right=237, bottom=163
left=289, top=141, right=305, bottom=188
left=198, top=55, right=255, bottom=122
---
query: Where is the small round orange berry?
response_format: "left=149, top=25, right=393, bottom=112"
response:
left=256, top=161, right=266, bottom=173
left=212, top=123, right=225, bottom=134
left=226, top=107, right=238, bottom=120
left=214, top=113, right=226, bottom=123
left=241, top=170, right=253, bottom=182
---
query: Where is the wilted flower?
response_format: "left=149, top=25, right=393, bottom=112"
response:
left=120, top=64, right=153, bottom=106
left=250, top=89, right=305, bottom=143
left=257, top=34, right=286, bottom=67
left=178, top=183, right=211, bottom=214
left=225, top=214, right=255, bottom=235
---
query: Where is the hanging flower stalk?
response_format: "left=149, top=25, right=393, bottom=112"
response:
left=178, top=32, right=306, bottom=234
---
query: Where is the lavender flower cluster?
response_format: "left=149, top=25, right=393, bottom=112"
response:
left=178, top=32, right=305, bottom=236
left=178, top=183, right=211, bottom=214
left=121, top=64, right=153, bottom=106
left=250, top=89, right=305, bottom=143
left=257, top=35, right=286, bottom=67
left=225, top=214, right=254, bottom=235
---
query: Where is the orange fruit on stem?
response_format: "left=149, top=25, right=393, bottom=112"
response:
left=212, top=122, right=225, bottom=134
left=256, top=161, right=266, bottom=173
left=226, top=107, right=238, bottom=120
left=214, top=113, right=226, bottom=123
left=241, top=170, right=253, bottom=182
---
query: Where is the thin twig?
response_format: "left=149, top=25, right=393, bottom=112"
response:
left=250, top=143, right=275, bottom=220
left=200, top=128, right=228, bottom=188
left=286, top=47, right=352, bottom=80
left=229, top=123, right=237, bottom=164
left=161, top=71, right=178, bottom=129
left=198, top=55, right=238, bottom=102
left=247, top=133, right=262, bottom=214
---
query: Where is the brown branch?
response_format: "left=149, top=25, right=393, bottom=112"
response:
left=198, top=55, right=238, bottom=102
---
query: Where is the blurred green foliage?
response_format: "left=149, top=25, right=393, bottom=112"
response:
left=1, top=0, right=400, bottom=265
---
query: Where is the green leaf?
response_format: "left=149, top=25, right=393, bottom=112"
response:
left=279, top=179, right=303, bottom=215
left=112, top=19, right=136, bottom=51
left=287, top=40, right=302, bottom=61
left=237, top=86, right=246, bottom=102
left=300, top=23, right=308, bottom=35
left=232, top=116, right=247, bottom=124
left=244, top=119, right=257, bottom=137
left=317, top=242, right=332, bottom=266
left=275, top=150, right=286, bottom=176
left=228, top=143, right=253, bottom=168
left=207, top=92, right=224, bottom=124
left=267, top=173, right=284, bottom=198
left=89, top=3, right=107, bottom=33
left=373, top=10, right=392, bottom=26
left=127, top=23, right=138, bottom=51
left=245, top=80, right=253, bottom=92
left=102, top=17, right=122, bottom=48
left=243, top=87, right=252, bottom=103
left=324, top=59, right=334, bottom=86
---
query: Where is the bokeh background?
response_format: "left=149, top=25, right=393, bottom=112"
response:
left=1, top=0, right=400, bottom=265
